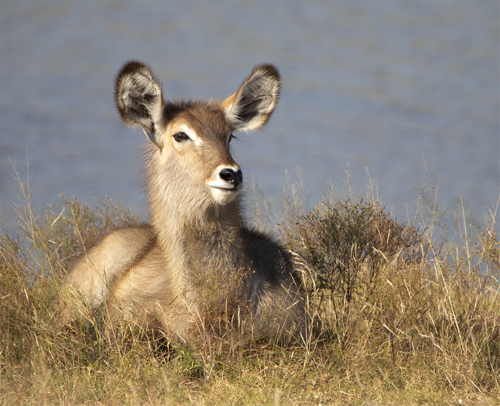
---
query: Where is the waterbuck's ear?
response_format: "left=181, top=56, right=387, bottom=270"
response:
left=221, top=64, right=280, bottom=133
left=115, top=61, right=164, bottom=147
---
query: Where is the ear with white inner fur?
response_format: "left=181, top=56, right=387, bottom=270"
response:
left=221, top=64, right=280, bottom=133
left=115, top=61, right=164, bottom=147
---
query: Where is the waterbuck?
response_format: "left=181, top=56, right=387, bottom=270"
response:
left=59, top=61, right=305, bottom=344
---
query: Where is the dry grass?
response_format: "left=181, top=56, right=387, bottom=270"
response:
left=1, top=172, right=499, bottom=405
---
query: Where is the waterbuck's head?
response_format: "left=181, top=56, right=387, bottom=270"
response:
left=114, top=62, right=280, bottom=215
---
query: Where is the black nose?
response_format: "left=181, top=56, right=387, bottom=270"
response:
left=219, top=168, right=243, bottom=188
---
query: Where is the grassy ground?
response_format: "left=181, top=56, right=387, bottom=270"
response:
left=1, top=175, right=499, bottom=405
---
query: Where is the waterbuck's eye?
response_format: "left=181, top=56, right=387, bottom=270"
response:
left=173, top=132, right=190, bottom=142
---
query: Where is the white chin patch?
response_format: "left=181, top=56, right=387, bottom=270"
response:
left=210, top=187, right=239, bottom=205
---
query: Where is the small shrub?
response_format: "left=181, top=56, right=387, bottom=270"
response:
left=283, top=198, right=427, bottom=302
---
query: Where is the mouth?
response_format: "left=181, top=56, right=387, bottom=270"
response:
left=207, top=183, right=242, bottom=204
left=207, top=183, right=243, bottom=192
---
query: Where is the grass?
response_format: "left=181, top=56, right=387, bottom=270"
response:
left=1, top=171, right=499, bottom=405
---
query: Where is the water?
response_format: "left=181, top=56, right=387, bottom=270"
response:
left=1, top=0, right=498, bottom=229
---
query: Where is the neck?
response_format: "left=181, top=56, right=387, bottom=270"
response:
left=149, top=174, right=245, bottom=272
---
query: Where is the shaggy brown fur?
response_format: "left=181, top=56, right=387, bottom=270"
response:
left=59, top=62, right=305, bottom=344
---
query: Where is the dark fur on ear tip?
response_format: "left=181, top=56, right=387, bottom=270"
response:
left=252, top=64, right=280, bottom=82
left=116, top=60, right=151, bottom=79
